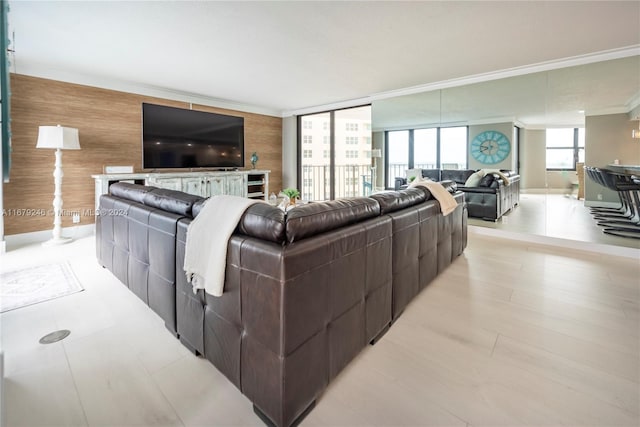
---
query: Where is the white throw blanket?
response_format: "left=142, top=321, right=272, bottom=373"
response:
left=409, top=177, right=458, bottom=216
left=184, top=195, right=260, bottom=297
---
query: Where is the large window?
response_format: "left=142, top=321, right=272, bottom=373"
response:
left=387, top=130, right=410, bottom=182
left=414, top=129, right=437, bottom=169
left=299, top=105, right=372, bottom=201
left=385, top=126, right=468, bottom=188
left=546, top=128, right=584, bottom=170
left=440, top=127, right=467, bottom=169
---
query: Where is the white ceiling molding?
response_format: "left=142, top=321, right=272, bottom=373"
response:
left=585, top=106, right=632, bottom=117
left=371, top=117, right=519, bottom=133
left=466, top=117, right=518, bottom=127
left=281, top=96, right=375, bottom=118
left=626, top=91, right=640, bottom=112
left=13, top=62, right=284, bottom=118
left=285, top=45, right=640, bottom=117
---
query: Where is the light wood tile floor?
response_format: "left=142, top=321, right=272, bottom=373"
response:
left=1, top=233, right=638, bottom=426
left=468, top=193, right=640, bottom=251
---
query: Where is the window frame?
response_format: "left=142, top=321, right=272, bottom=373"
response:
left=384, top=125, right=468, bottom=189
left=297, top=104, right=372, bottom=200
left=545, top=127, right=584, bottom=171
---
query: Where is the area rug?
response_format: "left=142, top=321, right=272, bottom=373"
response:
left=0, top=262, right=84, bottom=313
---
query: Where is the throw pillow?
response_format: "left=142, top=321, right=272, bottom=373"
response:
left=408, top=174, right=423, bottom=188
left=406, top=168, right=423, bottom=183
left=464, top=170, right=485, bottom=187
left=479, top=173, right=496, bottom=187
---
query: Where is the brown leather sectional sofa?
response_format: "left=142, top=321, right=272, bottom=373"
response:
left=96, top=182, right=468, bottom=427
left=396, top=169, right=520, bottom=221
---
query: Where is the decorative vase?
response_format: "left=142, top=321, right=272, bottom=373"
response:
left=250, top=152, right=258, bottom=169
left=289, top=197, right=296, bottom=206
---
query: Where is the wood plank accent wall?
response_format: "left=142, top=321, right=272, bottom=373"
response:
left=4, top=74, right=283, bottom=235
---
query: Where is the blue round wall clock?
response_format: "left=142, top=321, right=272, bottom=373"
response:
left=470, top=130, right=511, bottom=164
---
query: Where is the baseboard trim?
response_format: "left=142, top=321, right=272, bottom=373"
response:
left=5, top=224, right=95, bottom=251
left=469, top=225, right=639, bottom=259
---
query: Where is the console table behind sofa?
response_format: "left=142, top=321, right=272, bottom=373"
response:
left=395, top=169, right=520, bottom=221
left=92, top=170, right=270, bottom=211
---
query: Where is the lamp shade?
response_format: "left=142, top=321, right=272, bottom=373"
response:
left=371, top=148, right=382, bottom=158
left=36, top=125, right=80, bottom=150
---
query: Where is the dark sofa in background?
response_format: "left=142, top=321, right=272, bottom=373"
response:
left=396, top=169, right=520, bottom=221
left=96, top=182, right=467, bottom=427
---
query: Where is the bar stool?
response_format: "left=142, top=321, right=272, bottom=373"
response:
left=597, top=169, right=640, bottom=239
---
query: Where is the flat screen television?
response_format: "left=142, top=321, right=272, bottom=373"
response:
left=142, top=103, right=244, bottom=169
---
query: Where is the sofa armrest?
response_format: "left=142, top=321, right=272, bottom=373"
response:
left=439, top=180, right=458, bottom=193
left=394, top=177, right=407, bottom=191
left=457, top=186, right=498, bottom=194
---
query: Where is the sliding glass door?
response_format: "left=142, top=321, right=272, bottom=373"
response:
left=299, top=106, right=372, bottom=201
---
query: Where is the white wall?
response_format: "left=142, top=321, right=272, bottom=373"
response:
left=546, top=170, right=578, bottom=191
left=519, top=129, right=587, bottom=192
left=520, top=129, right=546, bottom=189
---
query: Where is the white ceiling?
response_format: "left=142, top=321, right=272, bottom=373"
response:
left=8, top=1, right=640, bottom=118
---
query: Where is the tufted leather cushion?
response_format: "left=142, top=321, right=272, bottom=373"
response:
left=109, top=182, right=157, bottom=203
left=143, top=188, right=204, bottom=216
left=237, top=203, right=286, bottom=243
left=370, top=188, right=427, bottom=214
left=286, top=198, right=380, bottom=243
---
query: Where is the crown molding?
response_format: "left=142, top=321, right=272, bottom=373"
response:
left=284, top=45, right=640, bottom=117
left=626, top=91, right=640, bottom=113
left=12, top=62, right=283, bottom=118
left=13, top=45, right=640, bottom=120
left=585, top=106, right=631, bottom=117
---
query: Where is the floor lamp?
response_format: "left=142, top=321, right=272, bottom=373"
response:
left=371, top=148, right=382, bottom=190
left=36, top=125, right=80, bottom=246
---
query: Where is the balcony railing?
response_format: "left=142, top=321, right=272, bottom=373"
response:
left=386, top=163, right=438, bottom=187
left=301, top=164, right=373, bottom=201
left=302, top=162, right=466, bottom=200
